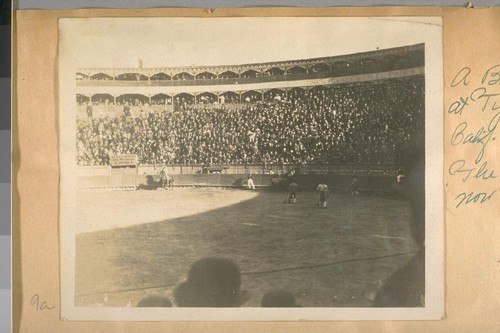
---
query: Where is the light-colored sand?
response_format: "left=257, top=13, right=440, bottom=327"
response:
left=76, top=188, right=259, bottom=234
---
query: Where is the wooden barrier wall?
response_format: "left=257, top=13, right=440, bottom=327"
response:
left=77, top=172, right=398, bottom=193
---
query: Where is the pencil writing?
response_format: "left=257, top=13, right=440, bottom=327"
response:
left=31, top=294, right=55, bottom=311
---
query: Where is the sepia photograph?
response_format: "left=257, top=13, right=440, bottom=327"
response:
left=58, top=16, right=444, bottom=321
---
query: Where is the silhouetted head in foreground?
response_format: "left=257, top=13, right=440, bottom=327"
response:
left=174, top=257, right=249, bottom=307
left=400, top=136, right=425, bottom=248
left=261, top=290, right=301, bottom=307
left=374, top=136, right=425, bottom=307
left=137, top=295, right=172, bottom=307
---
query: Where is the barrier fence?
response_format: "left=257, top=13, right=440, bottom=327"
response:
left=77, top=163, right=399, bottom=191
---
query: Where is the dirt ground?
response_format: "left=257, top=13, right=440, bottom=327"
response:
left=75, top=187, right=419, bottom=307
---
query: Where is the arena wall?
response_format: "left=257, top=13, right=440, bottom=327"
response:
left=77, top=164, right=398, bottom=193
left=78, top=164, right=396, bottom=178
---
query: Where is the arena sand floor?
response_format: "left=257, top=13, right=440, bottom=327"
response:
left=74, top=187, right=418, bottom=307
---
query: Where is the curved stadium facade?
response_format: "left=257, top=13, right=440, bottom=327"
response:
left=76, top=43, right=424, bottom=109
left=75, top=44, right=425, bottom=189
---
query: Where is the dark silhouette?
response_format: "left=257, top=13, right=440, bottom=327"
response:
left=137, top=295, right=172, bottom=307
left=373, top=138, right=425, bottom=307
left=174, top=257, right=249, bottom=307
left=261, top=290, right=301, bottom=307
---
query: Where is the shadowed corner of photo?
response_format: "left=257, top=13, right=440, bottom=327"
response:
left=0, top=68, right=10, bottom=186
left=0, top=0, right=11, bottom=132
left=0, top=1, right=11, bottom=186
left=0, top=76, right=9, bottom=131
left=0, top=0, right=10, bottom=25
left=0, top=0, right=10, bottom=76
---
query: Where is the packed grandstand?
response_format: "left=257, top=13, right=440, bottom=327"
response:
left=75, top=44, right=425, bottom=169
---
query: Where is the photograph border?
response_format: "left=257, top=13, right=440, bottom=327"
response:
left=57, top=15, right=444, bottom=321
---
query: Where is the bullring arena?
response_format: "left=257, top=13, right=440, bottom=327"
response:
left=73, top=43, right=425, bottom=308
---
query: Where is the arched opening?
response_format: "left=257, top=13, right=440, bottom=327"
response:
left=264, top=88, right=286, bottom=102
left=288, top=87, right=306, bottom=100
left=173, top=72, right=194, bottom=81
left=196, top=92, right=218, bottom=104
left=265, top=67, right=285, bottom=76
left=218, top=70, right=239, bottom=79
left=90, top=72, right=113, bottom=80
left=151, top=93, right=172, bottom=105
left=331, top=61, right=353, bottom=76
left=76, top=94, right=90, bottom=104
left=174, top=93, right=195, bottom=105
left=219, top=91, right=240, bottom=104
left=116, top=94, right=149, bottom=106
left=310, top=62, right=330, bottom=73
left=115, top=73, right=149, bottom=81
left=150, top=72, right=171, bottom=81
left=242, top=90, right=262, bottom=103
left=287, top=65, right=307, bottom=75
left=196, top=71, right=217, bottom=80
left=241, top=69, right=259, bottom=78
left=76, top=72, right=89, bottom=80
left=91, top=93, right=114, bottom=105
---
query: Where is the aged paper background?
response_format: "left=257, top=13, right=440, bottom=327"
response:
left=13, top=6, right=500, bottom=333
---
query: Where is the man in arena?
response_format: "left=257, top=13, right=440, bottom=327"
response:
left=159, top=166, right=169, bottom=189
left=397, top=169, right=406, bottom=183
left=247, top=173, right=255, bottom=190
left=316, top=180, right=329, bottom=208
left=288, top=181, right=298, bottom=204
left=349, top=176, right=360, bottom=196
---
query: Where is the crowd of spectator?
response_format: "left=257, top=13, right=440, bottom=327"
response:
left=76, top=78, right=424, bottom=167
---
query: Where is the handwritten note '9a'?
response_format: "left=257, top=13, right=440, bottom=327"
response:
left=448, top=65, right=500, bottom=208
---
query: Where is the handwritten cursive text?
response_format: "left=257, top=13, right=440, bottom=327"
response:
left=31, top=294, right=55, bottom=311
